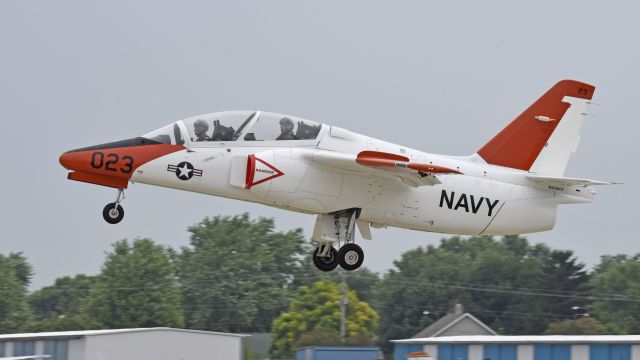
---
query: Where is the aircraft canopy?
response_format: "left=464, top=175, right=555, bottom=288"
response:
left=142, top=111, right=324, bottom=145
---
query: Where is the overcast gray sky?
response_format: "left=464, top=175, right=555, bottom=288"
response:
left=1, top=1, right=638, bottom=289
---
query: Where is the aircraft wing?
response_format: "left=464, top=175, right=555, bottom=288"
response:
left=0, top=356, right=51, bottom=360
left=525, top=174, right=619, bottom=187
left=305, top=150, right=461, bottom=187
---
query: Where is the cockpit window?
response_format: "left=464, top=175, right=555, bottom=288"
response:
left=142, top=123, right=184, bottom=145
left=142, top=111, right=322, bottom=147
left=184, top=111, right=256, bottom=143
left=243, top=112, right=322, bottom=141
left=232, top=112, right=255, bottom=140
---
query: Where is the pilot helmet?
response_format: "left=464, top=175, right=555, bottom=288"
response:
left=279, top=117, right=293, bottom=127
left=194, top=119, right=209, bottom=130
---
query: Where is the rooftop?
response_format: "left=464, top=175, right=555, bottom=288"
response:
left=0, top=327, right=248, bottom=341
left=412, top=304, right=496, bottom=338
left=394, top=335, right=640, bottom=344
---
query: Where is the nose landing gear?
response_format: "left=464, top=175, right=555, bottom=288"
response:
left=311, top=209, right=365, bottom=272
left=102, top=189, right=125, bottom=224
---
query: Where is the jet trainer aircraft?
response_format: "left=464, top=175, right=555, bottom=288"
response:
left=59, top=80, right=614, bottom=272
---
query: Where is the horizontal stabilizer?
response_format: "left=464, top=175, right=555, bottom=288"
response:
left=303, top=150, right=461, bottom=187
left=526, top=174, right=619, bottom=187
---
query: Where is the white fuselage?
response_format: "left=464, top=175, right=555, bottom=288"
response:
left=130, top=125, right=592, bottom=236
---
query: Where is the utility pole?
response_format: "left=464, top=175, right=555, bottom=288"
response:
left=340, top=278, right=349, bottom=343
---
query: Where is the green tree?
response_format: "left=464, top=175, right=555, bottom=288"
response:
left=3, top=253, right=33, bottom=288
left=0, top=253, right=33, bottom=333
left=28, top=274, right=97, bottom=332
left=29, top=274, right=95, bottom=321
left=544, top=317, right=608, bottom=335
left=376, top=236, right=589, bottom=353
left=294, top=330, right=342, bottom=348
left=26, top=315, right=101, bottom=333
left=590, top=254, right=640, bottom=333
left=85, top=239, right=184, bottom=328
left=177, top=214, right=306, bottom=333
left=295, top=330, right=374, bottom=348
left=294, top=264, right=382, bottom=305
left=592, top=254, right=630, bottom=274
left=466, top=236, right=590, bottom=334
left=270, top=280, right=379, bottom=359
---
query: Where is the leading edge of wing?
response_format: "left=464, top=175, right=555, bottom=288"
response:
left=303, top=150, right=461, bottom=187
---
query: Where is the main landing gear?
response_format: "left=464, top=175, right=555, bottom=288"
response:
left=312, top=209, right=365, bottom=272
left=102, top=189, right=125, bottom=224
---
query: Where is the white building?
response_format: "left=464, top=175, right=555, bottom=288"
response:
left=0, top=327, right=246, bottom=360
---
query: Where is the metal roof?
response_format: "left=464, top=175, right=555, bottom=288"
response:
left=412, top=313, right=497, bottom=338
left=393, top=335, right=640, bottom=344
left=413, top=313, right=465, bottom=338
left=296, top=346, right=380, bottom=351
left=0, top=327, right=248, bottom=341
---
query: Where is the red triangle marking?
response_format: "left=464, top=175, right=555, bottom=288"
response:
left=245, top=155, right=284, bottom=189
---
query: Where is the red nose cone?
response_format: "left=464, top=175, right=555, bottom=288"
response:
left=59, top=151, right=73, bottom=170
left=59, top=150, right=85, bottom=171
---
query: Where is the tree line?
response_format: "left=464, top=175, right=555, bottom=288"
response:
left=1, top=214, right=638, bottom=358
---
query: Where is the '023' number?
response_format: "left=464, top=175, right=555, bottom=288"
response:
left=91, top=152, right=134, bottom=173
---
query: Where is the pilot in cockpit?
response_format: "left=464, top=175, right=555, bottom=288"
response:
left=276, top=117, right=298, bottom=140
left=193, top=119, right=211, bottom=141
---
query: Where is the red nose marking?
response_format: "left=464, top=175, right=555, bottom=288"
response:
left=60, top=141, right=185, bottom=188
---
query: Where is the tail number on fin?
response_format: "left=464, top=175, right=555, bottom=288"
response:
left=439, top=190, right=500, bottom=216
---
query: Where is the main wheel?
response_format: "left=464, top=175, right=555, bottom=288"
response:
left=102, top=203, right=124, bottom=224
left=313, top=245, right=339, bottom=272
left=338, top=243, right=364, bottom=271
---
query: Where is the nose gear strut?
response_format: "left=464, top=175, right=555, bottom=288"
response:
left=102, top=189, right=125, bottom=224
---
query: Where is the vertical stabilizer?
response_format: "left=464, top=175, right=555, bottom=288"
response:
left=477, top=80, right=595, bottom=175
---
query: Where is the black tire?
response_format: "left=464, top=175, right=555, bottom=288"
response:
left=312, top=245, right=339, bottom=272
left=102, top=203, right=124, bottom=224
left=338, top=243, right=364, bottom=271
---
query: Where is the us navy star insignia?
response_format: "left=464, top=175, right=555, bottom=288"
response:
left=167, top=162, right=203, bottom=181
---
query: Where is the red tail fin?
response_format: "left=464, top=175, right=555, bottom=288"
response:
left=477, top=80, right=595, bottom=171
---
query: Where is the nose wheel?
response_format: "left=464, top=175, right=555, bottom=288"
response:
left=102, top=189, right=125, bottom=224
